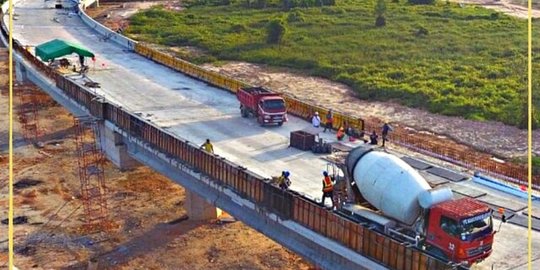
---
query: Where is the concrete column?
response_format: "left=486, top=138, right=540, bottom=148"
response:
left=15, top=61, right=27, bottom=83
left=185, top=190, right=218, bottom=221
left=99, top=122, right=140, bottom=170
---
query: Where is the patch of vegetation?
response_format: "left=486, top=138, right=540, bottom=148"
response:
left=126, top=1, right=540, bottom=128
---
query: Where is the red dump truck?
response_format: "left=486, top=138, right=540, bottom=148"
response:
left=237, top=87, right=287, bottom=126
left=335, top=146, right=496, bottom=266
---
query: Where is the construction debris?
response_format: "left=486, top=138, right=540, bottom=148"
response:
left=1, top=216, right=29, bottom=225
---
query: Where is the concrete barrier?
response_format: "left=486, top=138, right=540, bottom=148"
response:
left=76, top=0, right=137, bottom=50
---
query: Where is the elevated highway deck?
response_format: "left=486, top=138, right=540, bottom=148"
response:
left=3, top=0, right=540, bottom=269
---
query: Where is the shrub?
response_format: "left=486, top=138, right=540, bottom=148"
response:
left=287, top=10, right=305, bottom=23
left=374, top=0, right=387, bottom=27
left=375, top=16, right=386, bottom=27
left=408, top=0, right=436, bottom=4
left=230, top=23, right=248, bottom=33
left=413, top=26, right=429, bottom=37
left=266, top=19, right=287, bottom=44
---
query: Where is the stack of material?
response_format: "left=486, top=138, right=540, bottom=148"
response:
left=290, top=130, right=315, bottom=151
left=312, top=138, right=332, bottom=154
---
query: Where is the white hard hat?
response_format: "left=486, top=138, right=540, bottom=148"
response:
left=315, top=111, right=319, bottom=115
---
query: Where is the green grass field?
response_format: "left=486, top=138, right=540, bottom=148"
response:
left=126, top=0, right=540, bottom=127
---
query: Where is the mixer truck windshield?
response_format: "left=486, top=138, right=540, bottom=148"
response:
left=440, top=212, right=492, bottom=241
left=458, top=212, right=493, bottom=241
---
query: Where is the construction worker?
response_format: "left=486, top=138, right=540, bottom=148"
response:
left=276, top=171, right=291, bottom=190
left=381, top=122, right=393, bottom=147
left=321, top=171, right=334, bottom=207
left=369, top=131, right=378, bottom=145
left=312, top=112, right=321, bottom=128
left=336, top=126, right=345, bottom=141
left=323, top=109, right=333, bottom=132
left=200, top=139, right=214, bottom=154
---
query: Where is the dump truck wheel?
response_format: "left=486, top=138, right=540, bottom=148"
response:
left=240, top=107, right=249, bottom=118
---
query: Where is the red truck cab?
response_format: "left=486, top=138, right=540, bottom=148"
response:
left=237, top=87, right=287, bottom=126
left=425, top=198, right=494, bottom=265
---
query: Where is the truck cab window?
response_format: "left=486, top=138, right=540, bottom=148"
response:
left=440, top=216, right=459, bottom=237
left=264, top=100, right=285, bottom=110
left=459, top=212, right=493, bottom=240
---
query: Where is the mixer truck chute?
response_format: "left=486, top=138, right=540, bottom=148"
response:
left=335, top=146, right=495, bottom=266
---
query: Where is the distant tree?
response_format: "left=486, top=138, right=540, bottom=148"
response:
left=374, top=0, right=387, bottom=27
left=267, top=19, right=287, bottom=44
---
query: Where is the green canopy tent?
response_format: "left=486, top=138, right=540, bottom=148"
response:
left=35, top=39, right=95, bottom=62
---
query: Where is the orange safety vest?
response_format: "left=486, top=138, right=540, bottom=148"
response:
left=323, top=176, right=334, bottom=192
left=336, top=128, right=344, bottom=139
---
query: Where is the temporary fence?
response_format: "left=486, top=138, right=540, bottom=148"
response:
left=0, top=9, right=470, bottom=269
left=133, top=42, right=536, bottom=189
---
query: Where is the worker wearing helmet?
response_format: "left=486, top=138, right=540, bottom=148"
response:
left=321, top=171, right=334, bottom=207
left=277, top=171, right=291, bottom=190
left=200, top=139, right=214, bottom=154
left=312, top=112, right=321, bottom=128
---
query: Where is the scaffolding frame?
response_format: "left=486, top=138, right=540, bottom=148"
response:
left=74, top=116, right=108, bottom=231
left=16, top=84, right=42, bottom=143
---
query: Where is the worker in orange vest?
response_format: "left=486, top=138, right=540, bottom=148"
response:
left=336, top=126, right=345, bottom=141
left=321, top=171, right=334, bottom=207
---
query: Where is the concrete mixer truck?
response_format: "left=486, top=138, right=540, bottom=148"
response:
left=331, top=146, right=495, bottom=266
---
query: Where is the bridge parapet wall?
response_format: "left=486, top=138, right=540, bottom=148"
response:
left=75, top=0, right=136, bottom=50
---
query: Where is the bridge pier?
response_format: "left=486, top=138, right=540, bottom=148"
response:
left=99, top=122, right=141, bottom=170
left=15, top=61, right=28, bottom=83
left=185, top=190, right=218, bottom=221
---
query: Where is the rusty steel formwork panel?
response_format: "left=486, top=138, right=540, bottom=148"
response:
left=290, top=130, right=315, bottom=151
left=261, top=183, right=293, bottom=219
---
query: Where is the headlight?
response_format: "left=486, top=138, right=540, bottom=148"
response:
left=264, top=115, right=270, bottom=119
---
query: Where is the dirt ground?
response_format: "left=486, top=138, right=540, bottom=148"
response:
left=86, top=1, right=540, bottom=159
left=0, top=48, right=311, bottom=269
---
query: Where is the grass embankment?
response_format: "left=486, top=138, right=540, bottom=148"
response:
left=126, top=0, right=540, bottom=127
